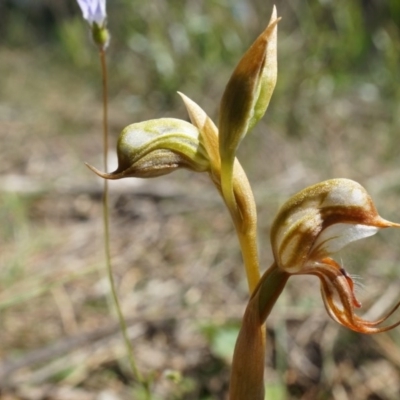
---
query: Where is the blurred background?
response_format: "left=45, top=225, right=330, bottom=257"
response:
left=1, top=0, right=400, bottom=399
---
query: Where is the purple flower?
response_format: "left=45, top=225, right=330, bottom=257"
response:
left=76, top=0, right=107, bottom=26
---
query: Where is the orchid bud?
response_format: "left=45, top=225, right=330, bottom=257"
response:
left=87, top=118, right=210, bottom=179
left=219, top=7, right=279, bottom=165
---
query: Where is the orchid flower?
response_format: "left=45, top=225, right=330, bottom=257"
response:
left=270, top=178, right=400, bottom=333
left=76, top=0, right=109, bottom=49
left=230, top=179, right=400, bottom=400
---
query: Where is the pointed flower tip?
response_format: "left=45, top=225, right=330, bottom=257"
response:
left=178, top=92, right=206, bottom=126
left=179, top=93, right=201, bottom=128
left=383, top=219, right=400, bottom=229
left=177, top=92, right=220, bottom=172
left=177, top=91, right=192, bottom=110
left=85, top=163, right=121, bottom=180
left=264, top=5, right=280, bottom=37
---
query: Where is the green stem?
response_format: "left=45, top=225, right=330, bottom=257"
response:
left=231, top=160, right=261, bottom=293
left=235, top=228, right=260, bottom=293
left=221, top=156, right=237, bottom=217
left=99, top=49, right=149, bottom=396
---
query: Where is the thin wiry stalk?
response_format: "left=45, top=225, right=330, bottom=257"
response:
left=99, top=49, right=150, bottom=398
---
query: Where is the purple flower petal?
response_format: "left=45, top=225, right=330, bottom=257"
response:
left=76, top=0, right=106, bottom=26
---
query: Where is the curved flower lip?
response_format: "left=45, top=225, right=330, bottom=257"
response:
left=76, top=0, right=107, bottom=26
left=300, top=258, right=400, bottom=334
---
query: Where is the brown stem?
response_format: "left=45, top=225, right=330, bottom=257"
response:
left=229, top=264, right=289, bottom=400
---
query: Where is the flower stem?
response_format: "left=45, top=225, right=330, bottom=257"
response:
left=229, top=264, right=289, bottom=400
left=221, top=157, right=237, bottom=218
left=235, top=228, right=260, bottom=293
left=256, top=263, right=289, bottom=322
left=231, top=160, right=261, bottom=293
left=99, top=49, right=150, bottom=396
